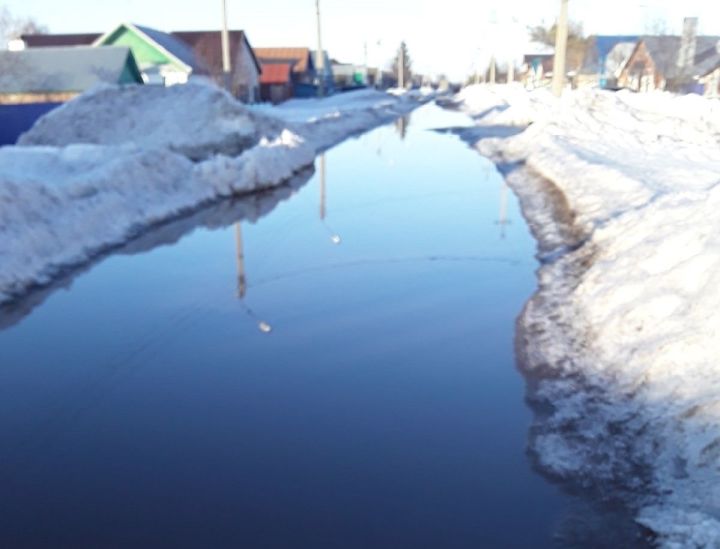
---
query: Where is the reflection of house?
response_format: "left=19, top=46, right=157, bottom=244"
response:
left=577, top=35, right=639, bottom=88
left=20, top=26, right=261, bottom=101
left=254, top=47, right=321, bottom=99
left=618, top=19, right=720, bottom=96
left=0, top=46, right=143, bottom=104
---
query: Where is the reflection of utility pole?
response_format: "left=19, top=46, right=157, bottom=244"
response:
left=235, top=223, right=246, bottom=298
left=234, top=223, right=272, bottom=333
left=315, top=0, right=325, bottom=97
left=319, top=154, right=326, bottom=220
left=317, top=154, right=341, bottom=245
left=221, top=0, right=232, bottom=92
left=496, top=182, right=511, bottom=239
left=552, top=0, right=569, bottom=97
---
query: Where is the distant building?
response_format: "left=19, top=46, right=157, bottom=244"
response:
left=0, top=45, right=143, bottom=104
left=259, top=63, right=293, bottom=103
left=20, top=25, right=261, bottom=101
left=617, top=18, right=720, bottom=96
left=93, top=23, right=209, bottom=86
left=167, top=30, right=261, bottom=102
left=577, top=35, right=640, bottom=88
left=332, top=61, right=367, bottom=89
left=521, top=42, right=554, bottom=88
left=619, top=35, right=720, bottom=95
left=253, top=47, right=324, bottom=99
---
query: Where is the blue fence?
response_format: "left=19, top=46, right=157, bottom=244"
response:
left=0, top=103, right=62, bottom=146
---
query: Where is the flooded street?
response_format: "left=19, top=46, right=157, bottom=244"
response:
left=1, top=104, right=585, bottom=548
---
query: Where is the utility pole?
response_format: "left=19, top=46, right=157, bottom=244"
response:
left=552, top=0, right=569, bottom=97
left=398, top=43, right=405, bottom=89
left=221, top=0, right=232, bottom=92
left=489, top=56, right=496, bottom=84
left=315, top=0, right=325, bottom=97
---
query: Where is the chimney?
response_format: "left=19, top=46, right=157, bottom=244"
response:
left=678, top=17, right=698, bottom=70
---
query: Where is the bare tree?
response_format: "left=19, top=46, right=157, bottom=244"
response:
left=529, top=21, right=589, bottom=72
left=0, top=6, right=47, bottom=46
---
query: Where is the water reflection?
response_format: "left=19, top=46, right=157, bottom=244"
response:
left=394, top=115, right=410, bottom=140
left=318, top=154, right=342, bottom=245
left=234, top=222, right=273, bottom=334
left=496, top=180, right=512, bottom=240
left=0, top=168, right=314, bottom=332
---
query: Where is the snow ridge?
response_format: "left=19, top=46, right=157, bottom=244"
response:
left=0, top=83, right=429, bottom=304
left=453, top=84, right=720, bottom=547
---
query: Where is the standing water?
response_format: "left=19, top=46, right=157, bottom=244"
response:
left=0, top=104, right=628, bottom=547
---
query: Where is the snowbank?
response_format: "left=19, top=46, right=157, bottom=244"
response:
left=18, top=83, right=282, bottom=160
left=1, top=83, right=430, bottom=303
left=452, top=85, right=720, bottom=547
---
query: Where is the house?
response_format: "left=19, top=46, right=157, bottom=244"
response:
left=170, top=31, right=261, bottom=102
left=310, top=50, right=334, bottom=92
left=332, top=61, right=367, bottom=89
left=0, top=45, right=143, bottom=144
left=618, top=35, right=720, bottom=94
left=20, top=26, right=262, bottom=101
left=259, top=63, right=293, bottom=103
left=618, top=19, right=720, bottom=96
left=0, top=45, right=143, bottom=104
left=577, top=35, right=639, bottom=88
left=93, top=23, right=209, bottom=86
left=254, top=48, right=320, bottom=98
left=521, top=42, right=554, bottom=88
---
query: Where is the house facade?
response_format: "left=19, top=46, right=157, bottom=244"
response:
left=577, top=35, right=639, bottom=89
left=254, top=48, right=324, bottom=99
left=0, top=45, right=143, bottom=104
left=172, top=31, right=261, bottom=102
left=93, top=23, right=208, bottom=86
left=19, top=26, right=261, bottom=102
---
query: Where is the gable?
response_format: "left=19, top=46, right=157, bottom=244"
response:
left=98, top=25, right=178, bottom=69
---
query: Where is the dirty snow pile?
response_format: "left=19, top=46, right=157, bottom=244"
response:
left=0, top=82, right=429, bottom=304
left=454, top=85, right=720, bottom=547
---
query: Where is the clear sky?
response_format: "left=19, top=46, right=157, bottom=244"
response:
left=4, top=0, right=720, bottom=79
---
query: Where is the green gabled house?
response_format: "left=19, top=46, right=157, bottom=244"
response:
left=92, top=22, right=209, bottom=85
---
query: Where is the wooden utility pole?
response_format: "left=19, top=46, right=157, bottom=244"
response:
left=552, top=0, right=569, bottom=97
left=221, top=0, right=232, bottom=92
left=489, top=56, right=496, bottom=84
left=315, top=0, right=325, bottom=97
left=398, top=44, right=405, bottom=89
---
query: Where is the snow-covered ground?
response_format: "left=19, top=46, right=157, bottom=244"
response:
left=451, top=84, right=720, bottom=547
left=0, top=83, right=430, bottom=304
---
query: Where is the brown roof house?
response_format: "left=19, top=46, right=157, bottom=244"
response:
left=253, top=47, right=332, bottom=99
left=20, top=25, right=261, bottom=102
left=618, top=18, right=720, bottom=96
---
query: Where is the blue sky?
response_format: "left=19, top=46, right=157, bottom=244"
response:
left=5, top=0, right=720, bottom=79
